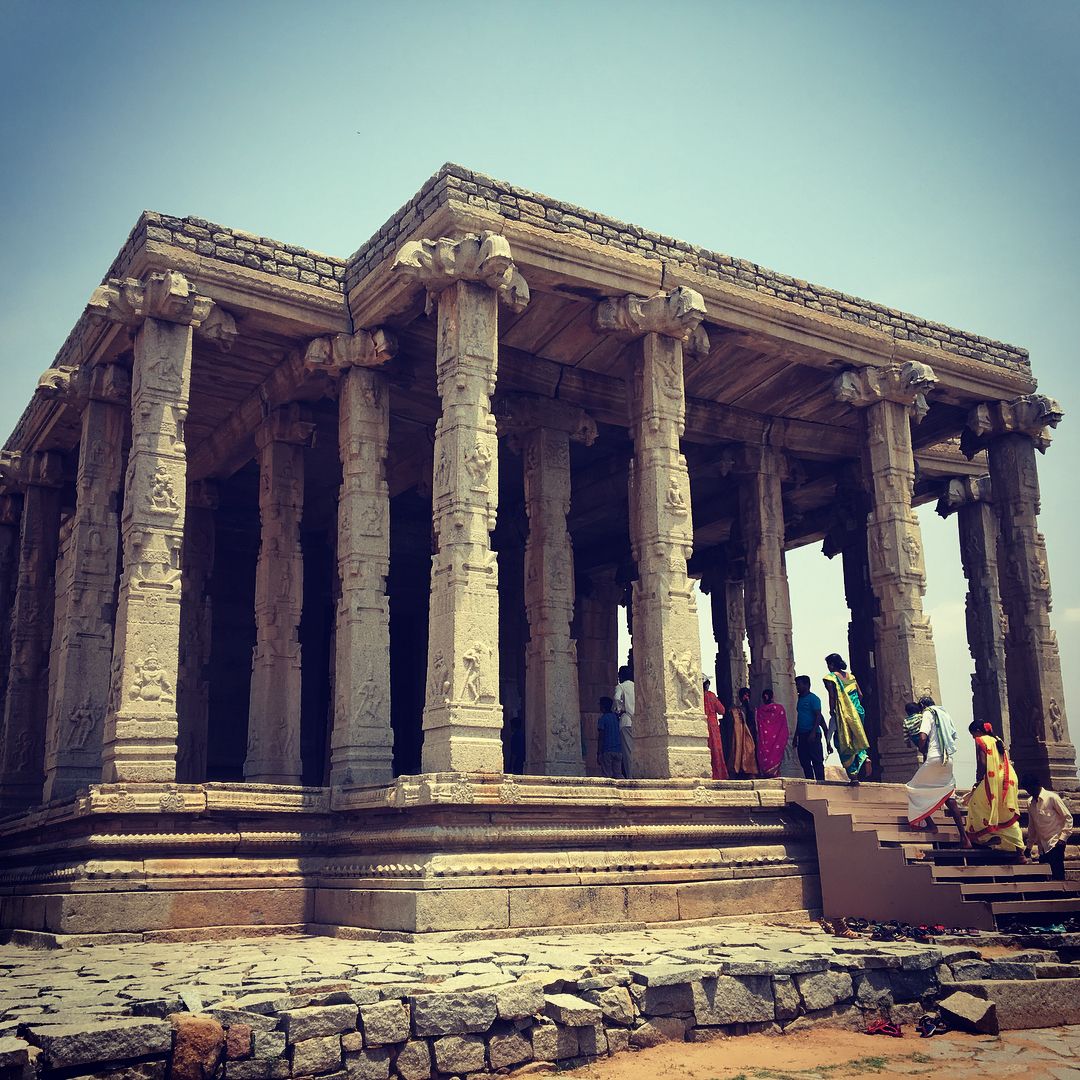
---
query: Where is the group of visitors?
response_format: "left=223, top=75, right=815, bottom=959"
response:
left=593, top=654, right=1070, bottom=880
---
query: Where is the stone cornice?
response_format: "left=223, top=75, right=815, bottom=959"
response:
left=594, top=286, right=707, bottom=343
left=303, top=328, right=397, bottom=376
left=962, top=393, right=1064, bottom=456
left=0, top=449, right=66, bottom=492
left=391, top=231, right=530, bottom=314
left=833, top=362, right=938, bottom=420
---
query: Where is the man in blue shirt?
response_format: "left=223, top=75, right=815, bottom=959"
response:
left=793, top=676, right=831, bottom=782
left=596, top=696, right=623, bottom=778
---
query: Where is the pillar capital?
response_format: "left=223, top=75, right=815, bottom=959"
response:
left=594, top=286, right=707, bottom=344
left=730, top=443, right=796, bottom=480
left=963, top=394, right=1064, bottom=456
left=495, top=393, right=597, bottom=447
left=833, top=362, right=938, bottom=421
left=0, top=450, right=66, bottom=491
left=391, top=231, right=530, bottom=313
left=35, top=362, right=131, bottom=412
left=254, top=405, right=316, bottom=451
left=935, top=475, right=993, bottom=518
left=303, top=327, right=397, bottom=376
left=89, top=270, right=215, bottom=328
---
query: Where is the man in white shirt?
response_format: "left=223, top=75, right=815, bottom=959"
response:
left=613, top=665, right=635, bottom=779
left=1021, top=774, right=1073, bottom=881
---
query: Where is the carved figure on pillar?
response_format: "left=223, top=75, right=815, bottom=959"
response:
left=936, top=476, right=1010, bottom=747
left=733, top=447, right=798, bottom=776
left=43, top=364, right=130, bottom=801
left=0, top=452, right=64, bottom=809
left=963, top=395, right=1076, bottom=789
left=833, top=363, right=941, bottom=782
left=594, top=287, right=710, bottom=778
left=498, top=393, right=597, bottom=776
left=91, top=271, right=218, bottom=784
left=245, top=405, right=314, bottom=785
left=304, top=328, right=397, bottom=786
left=392, top=232, right=529, bottom=772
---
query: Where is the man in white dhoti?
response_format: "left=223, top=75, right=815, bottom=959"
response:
left=904, top=697, right=971, bottom=846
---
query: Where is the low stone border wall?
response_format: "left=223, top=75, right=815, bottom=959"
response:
left=1, top=945, right=981, bottom=1080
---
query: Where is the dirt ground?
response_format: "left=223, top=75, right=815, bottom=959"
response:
left=569, top=1026, right=1080, bottom=1079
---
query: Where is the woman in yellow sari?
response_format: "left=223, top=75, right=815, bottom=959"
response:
left=963, top=721, right=1026, bottom=857
left=823, top=653, right=871, bottom=783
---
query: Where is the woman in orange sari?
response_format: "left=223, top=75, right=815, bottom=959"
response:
left=963, top=720, right=1026, bottom=857
left=703, top=679, right=728, bottom=780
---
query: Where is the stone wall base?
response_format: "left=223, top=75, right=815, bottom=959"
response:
left=0, top=776, right=820, bottom=943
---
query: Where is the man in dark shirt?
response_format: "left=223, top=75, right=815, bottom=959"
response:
left=793, top=675, right=831, bottom=782
left=596, top=696, right=623, bottom=779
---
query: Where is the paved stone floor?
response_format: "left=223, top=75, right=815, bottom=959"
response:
left=1, top=919, right=950, bottom=1026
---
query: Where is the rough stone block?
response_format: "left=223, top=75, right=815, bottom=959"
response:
left=949, top=959, right=991, bottom=981
left=392, top=1040, right=431, bottom=1080
left=411, top=992, right=496, bottom=1036
left=795, top=971, right=854, bottom=1012
left=531, top=1021, right=578, bottom=1061
left=250, top=1031, right=286, bottom=1059
left=342, top=1047, right=389, bottom=1080
left=77, top=1063, right=168, bottom=1080
left=357, top=1002, right=409, bottom=1048
left=576, top=1023, right=607, bottom=1056
left=543, top=994, right=601, bottom=1027
left=938, top=992, right=999, bottom=1035
left=207, top=1011, right=277, bottom=1034
left=290, top=1035, right=342, bottom=1075
left=281, top=1005, right=357, bottom=1044
left=634, top=981, right=694, bottom=1017
left=23, top=1019, right=173, bottom=1070
left=629, top=1018, right=687, bottom=1047
left=225, top=1024, right=253, bottom=1061
left=494, top=981, right=545, bottom=1021
left=487, top=1026, right=532, bottom=1069
left=949, top=979, right=1080, bottom=1030
left=581, top=986, right=634, bottom=1026
left=432, top=1034, right=485, bottom=1074
left=772, top=977, right=801, bottom=1021
left=853, top=971, right=893, bottom=1009
left=985, top=962, right=1036, bottom=981
left=605, top=1027, right=630, bottom=1055
left=0, top=1037, right=30, bottom=1070
left=340, top=1033, right=363, bottom=1053
left=692, top=976, right=774, bottom=1026
left=889, top=968, right=938, bottom=1004
left=224, top=1059, right=289, bottom=1080
left=170, top=1015, right=225, bottom=1080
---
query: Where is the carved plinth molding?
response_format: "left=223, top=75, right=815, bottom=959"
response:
left=602, top=292, right=709, bottom=778
left=833, top=364, right=940, bottom=781
left=330, top=344, right=395, bottom=787
left=392, top=239, right=526, bottom=772
left=0, top=454, right=64, bottom=809
left=43, top=373, right=130, bottom=802
left=392, top=231, right=530, bottom=314
left=245, top=408, right=312, bottom=785
left=96, top=271, right=217, bottom=785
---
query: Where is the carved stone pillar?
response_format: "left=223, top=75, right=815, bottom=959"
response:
left=735, top=447, right=797, bottom=761
left=42, top=365, right=129, bottom=801
left=595, top=287, right=710, bottom=778
left=573, top=567, right=621, bottom=775
left=963, top=395, right=1076, bottom=788
left=305, top=329, right=397, bottom=786
left=823, top=484, right=880, bottom=769
left=834, top=363, right=941, bottom=781
left=0, top=495, right=22, bottom=728
left=936, top=476, right=1010, bottom=745
left=176, top=480, right=217, bottom=783
left=700, top=548, right=748, bottom=710
left=392, top=232, right=530, bottom=772
left=0, top=452, right=64, bottom=808
left=245, top=406, right=313, bottom=785
left=498, top=395, right=596, bottom=776
left=89, top=273, right=224, bottom=784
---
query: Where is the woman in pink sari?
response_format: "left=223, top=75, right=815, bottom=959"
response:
left=755, top=688, right=789, bottom=778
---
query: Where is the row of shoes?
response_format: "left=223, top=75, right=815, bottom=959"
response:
left=864, top=1014, right=951, bottom=1039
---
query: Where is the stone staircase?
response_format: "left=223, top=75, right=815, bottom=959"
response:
left=787, top=780, right=1079, bottom=931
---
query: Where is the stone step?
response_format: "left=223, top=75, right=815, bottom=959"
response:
left=932, top=863, right=1052, bottom=881
left=959, top=880, right=1075, bottom=898
left=991, top=897, right=1080, bottom=916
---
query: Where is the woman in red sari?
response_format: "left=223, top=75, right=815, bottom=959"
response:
left=703, top=679, right=728, bottom=780
left=755, top=688, right=789, bottom=778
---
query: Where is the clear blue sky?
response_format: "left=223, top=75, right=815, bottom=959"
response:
left=2, top=0, right=1078, bottom=782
